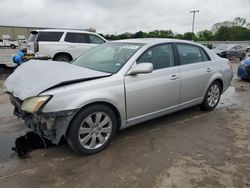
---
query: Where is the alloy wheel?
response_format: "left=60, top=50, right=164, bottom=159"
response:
left=78, top=112, right=112, bottom=150
left=207, top=84, right=220, bottom=107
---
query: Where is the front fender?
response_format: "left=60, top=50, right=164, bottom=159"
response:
left=41, top=77, right=126, bottom=124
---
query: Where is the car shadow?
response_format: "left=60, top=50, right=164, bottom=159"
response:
left=115, top=105, right=206, bottom=139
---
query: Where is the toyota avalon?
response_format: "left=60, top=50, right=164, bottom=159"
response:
left=4, top=39, right=233, bottom=154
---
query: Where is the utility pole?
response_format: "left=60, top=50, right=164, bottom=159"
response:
left=190, top=10, right=199, bottom=33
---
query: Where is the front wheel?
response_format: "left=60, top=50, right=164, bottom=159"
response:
left=66, top=104, right=117, bottom=155
left=200, top=81, right=222, bottom=111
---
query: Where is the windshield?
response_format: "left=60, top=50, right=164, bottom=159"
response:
left=73, top=42, right=143, bottom=73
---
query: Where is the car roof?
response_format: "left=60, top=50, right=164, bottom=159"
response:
left=112, top=38, right=204, bottom=46
left=30, top=29, right=96, bottom=34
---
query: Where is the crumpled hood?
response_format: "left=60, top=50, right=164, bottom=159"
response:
left=4, top=60, right=111, bottom=100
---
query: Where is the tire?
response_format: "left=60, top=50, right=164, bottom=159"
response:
left=66, top=104, right=117, bottom=155
left=10, top=44, right=16, bottom=49
left=200, top=81, right=222, bottom=111
left=54, top=54, right=72, bottom=62
left=241, top=77, right=249, bottom=81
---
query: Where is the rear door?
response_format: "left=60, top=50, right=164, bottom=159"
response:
left=176, top=43, right=213, bottom=104
left=125, top=43, right=181, bottom=122
left=26, top=31, right=38, bottom=53
left=35, top=31, right=64, bottom=57
left=64, top=32, right=96, bottom=59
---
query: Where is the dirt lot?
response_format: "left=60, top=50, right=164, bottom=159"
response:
left=0, top=62, right=250, bottom=188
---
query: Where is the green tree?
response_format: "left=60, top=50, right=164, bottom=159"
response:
left=183, top=32, right=197, bottom=40
left=211, top=21, right=234, bottom=33
left=213, top=26, right=231, bottom=41
left=211, top=17, right=250, bottom=32
left=197, top=30, right=214, bottom=41
left=174, top=34, right=184, bottom=39
left=213, top=26, right=250, bottom=41
left=133, top=31, right=144, bottom=38
left=160, top=30, right=174, bottom=38
left=233, top=17, right=247, bottom=27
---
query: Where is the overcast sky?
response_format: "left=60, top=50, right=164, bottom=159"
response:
left=0, top=0, right=249, bottom=34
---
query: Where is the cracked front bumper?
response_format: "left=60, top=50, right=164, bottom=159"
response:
left=9, top=94, right=79, bottom=144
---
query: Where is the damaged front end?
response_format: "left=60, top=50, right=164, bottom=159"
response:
left=9, top=93, right=78, bottom=144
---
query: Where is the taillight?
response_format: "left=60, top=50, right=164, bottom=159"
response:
left=34, top=41, right=39, bottom=52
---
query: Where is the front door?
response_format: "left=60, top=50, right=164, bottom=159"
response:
left=125, top=43, right=181, bottom=122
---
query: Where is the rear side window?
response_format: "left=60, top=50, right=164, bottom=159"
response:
left=36, top=32, right=63, bottom=42
left=28, top=34, right=37, bottom=42
left=65, top=33, right=90, bottom=43
left=200, top=48, right=210, bottom=61
left=89, top=34, right=105, bottom=44
left=177, top=44, right=204, bottom=65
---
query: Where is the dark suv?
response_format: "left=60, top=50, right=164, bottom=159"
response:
left=213, top=44, right=246, bottom=60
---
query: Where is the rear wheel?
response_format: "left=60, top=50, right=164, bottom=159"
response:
left=54, top=54, right=72, bottom=62
left=200, top=81, right=222, bottom=111
left=10, top=44, right=16, bottom=49
left=66, top=104, right=117, bottom=155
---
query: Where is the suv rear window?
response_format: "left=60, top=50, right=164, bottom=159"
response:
left=64, top=32, right=90, bottom=43
left=36, top=32, right=63, bottom=42
left=28, top=33, right=37, bottom=42
left=89, top=34, right=105, bottom=44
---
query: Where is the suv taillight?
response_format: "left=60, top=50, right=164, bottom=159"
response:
left=34, top=41, right=39, bottom=52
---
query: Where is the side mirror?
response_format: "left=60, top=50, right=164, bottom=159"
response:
left=128, top=63, right=153, bottom=75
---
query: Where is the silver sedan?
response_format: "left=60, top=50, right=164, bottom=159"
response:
left=5, top=39, right=233, bottom=154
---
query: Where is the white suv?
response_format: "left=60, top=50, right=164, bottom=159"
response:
left=27, top=29, right=107, bottom=62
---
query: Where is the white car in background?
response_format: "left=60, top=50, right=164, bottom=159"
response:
left=0, top=39, right=19, bottom=49
left=27, top=29, right=107, bottom=62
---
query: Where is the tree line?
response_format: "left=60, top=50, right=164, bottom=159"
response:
left=99, top=17, right=250, bottom=41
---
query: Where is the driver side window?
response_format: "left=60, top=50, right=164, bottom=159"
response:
left=137, top=44, right=175, bottom=70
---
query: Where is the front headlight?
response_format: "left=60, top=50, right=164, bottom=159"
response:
left=21, top=96, right=52, bottom=113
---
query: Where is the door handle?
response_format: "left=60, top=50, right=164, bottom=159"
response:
left=170, top=74, right=180, bottom=80
left=69, top=46, right=76, bottom=48
left=206, top=68, right=212, bottom=72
